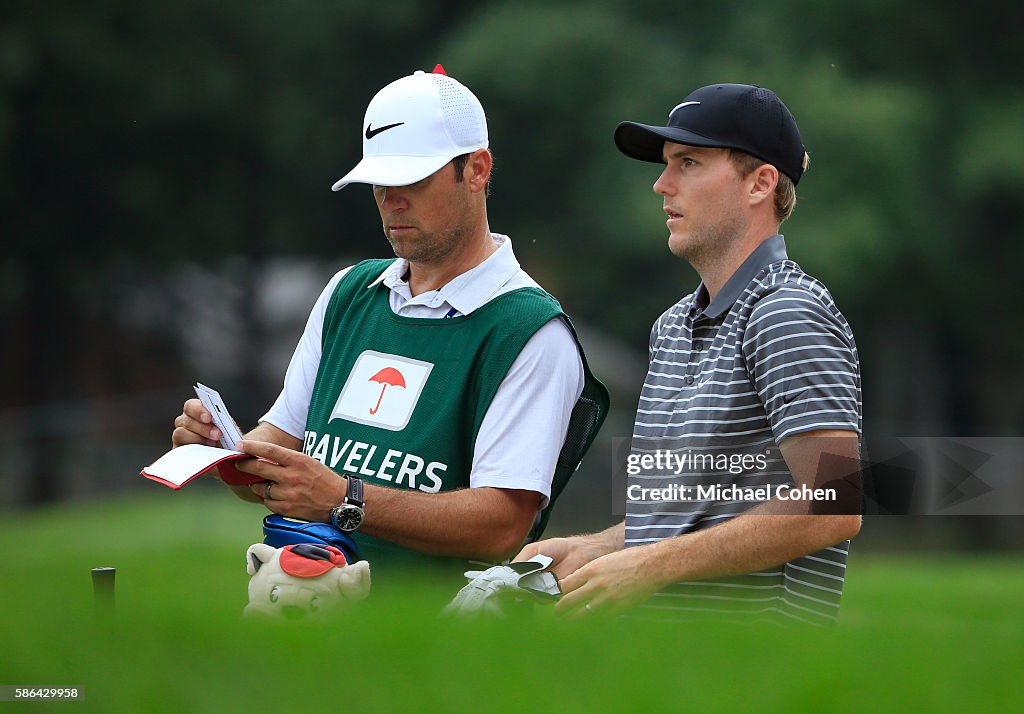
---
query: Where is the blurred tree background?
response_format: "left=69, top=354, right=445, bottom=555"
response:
left=2, top=0, right=1021, bottom=546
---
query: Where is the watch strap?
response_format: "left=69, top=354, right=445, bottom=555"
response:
left=345, top=475, right=364, bottom=508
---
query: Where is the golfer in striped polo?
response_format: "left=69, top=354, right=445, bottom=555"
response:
left=517, top=84, right=862, bottom=625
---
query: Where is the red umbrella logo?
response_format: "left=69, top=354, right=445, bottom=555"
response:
left=368, top=367, right=406, bottom=415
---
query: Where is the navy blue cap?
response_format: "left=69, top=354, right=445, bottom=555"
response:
left=615, top=84, right=807, bottom=184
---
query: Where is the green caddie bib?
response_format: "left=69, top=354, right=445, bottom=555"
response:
left=304, top=259, right=608, bottom=577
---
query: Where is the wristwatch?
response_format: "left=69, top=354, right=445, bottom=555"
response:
left=329, top=475, right=365, bottom=532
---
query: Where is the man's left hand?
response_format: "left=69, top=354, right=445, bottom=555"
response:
left=554, top=546, right=666, bottom=619
left=236, top=439, right=346, bottom=522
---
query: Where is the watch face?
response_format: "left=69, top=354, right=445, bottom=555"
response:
left=335, top=504, right=364, bottom=532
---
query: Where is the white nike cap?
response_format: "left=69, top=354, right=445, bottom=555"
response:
left=331, top=66, right=489, bottom=190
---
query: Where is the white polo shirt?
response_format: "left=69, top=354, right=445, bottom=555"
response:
left=261, top=234, right=585, bottom=505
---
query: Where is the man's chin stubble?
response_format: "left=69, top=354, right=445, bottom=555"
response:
left=387, top=227, right=466, bottom=265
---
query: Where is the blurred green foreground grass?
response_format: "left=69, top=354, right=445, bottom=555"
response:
left=1, top=490, right=1022, bottom=713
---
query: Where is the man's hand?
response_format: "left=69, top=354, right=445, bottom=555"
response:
left=554, top=545, right=668, bottom=619
left=513, top=536, right=610, bottom=580
left=513, top=522, right=625, bottom=580
left=171, top=398, right=223, bottom=448
left=236, top=440, right=346, bottom=522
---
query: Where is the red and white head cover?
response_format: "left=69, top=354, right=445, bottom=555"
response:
left=277, top=543, right=349, bottom=578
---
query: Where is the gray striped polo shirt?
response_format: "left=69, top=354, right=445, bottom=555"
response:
left=626, top=234, right=861, bottom=625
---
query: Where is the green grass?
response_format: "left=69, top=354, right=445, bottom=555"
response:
left=1, top=491, right=1022, bottom=712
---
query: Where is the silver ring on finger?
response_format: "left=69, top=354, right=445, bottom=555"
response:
left=264, top=481, right=274, bottom=500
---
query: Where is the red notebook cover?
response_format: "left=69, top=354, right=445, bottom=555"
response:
left=141, top=445, right=264, bottom=490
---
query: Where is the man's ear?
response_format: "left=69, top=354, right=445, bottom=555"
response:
left=246, top=543, right=277, bottom=575
left=748, top=163, right=778, bottom=209
left=465, top=149, right=493, bottom=194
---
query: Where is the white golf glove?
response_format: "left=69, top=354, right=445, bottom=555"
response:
left=443, top=554, right=561, bottom=618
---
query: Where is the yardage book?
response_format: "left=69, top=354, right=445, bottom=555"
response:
left=141, top=444, right=262, bottom=490
left=142, top=382, right=261, bottom=489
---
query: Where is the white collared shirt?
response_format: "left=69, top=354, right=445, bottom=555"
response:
left=261, top=235, right=585, bottom=505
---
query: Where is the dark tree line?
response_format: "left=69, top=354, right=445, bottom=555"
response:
left=3, top=1, right=1022, bottom=519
